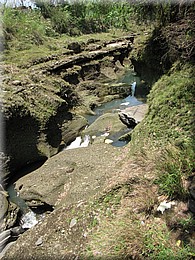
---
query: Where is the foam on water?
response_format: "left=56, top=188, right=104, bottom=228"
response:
left=21, top=211, right=38, bottom=229
left=65, top=135, right=90, bottom=150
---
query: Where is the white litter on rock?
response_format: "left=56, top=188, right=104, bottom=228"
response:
left=21, top=211, right=38, bottom=229
left=101, top=132, right=110, bottom=137
left=157, top=201, right=176, bottom=214
left=104, top=139, right=113, bottom=144
left=70, top=218, right=77, bottom=228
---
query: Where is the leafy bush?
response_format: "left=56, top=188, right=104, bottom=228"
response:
left=133, top=0, right=195, bottom=27
left=2, top=0, right=135, bottom=46
left=50, top=6, right=73, bottom=34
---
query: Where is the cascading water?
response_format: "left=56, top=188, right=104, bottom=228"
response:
left=65, top=135, right=90, bottom=150
left=131, top=81, right=136, bottom=97
left=7, top=184, right=42, bottom=229
left=67, top=71, right=146, bottom=149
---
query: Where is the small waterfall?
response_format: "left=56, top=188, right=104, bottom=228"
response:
left=7, top=184, right=28, bottom=213
left=80, top=135, right=90, bottom=147
left=20, top=211, right=38, bottom=229
left=65, top=135, right=90, bottom=150
left=131, top=81, right=136, bottom=97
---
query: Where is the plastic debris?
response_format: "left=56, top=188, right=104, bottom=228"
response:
left=157, top=201, right=176, bottom=214
left=70, top=218, right=77, bottom=228
left=104, top=139, right=113, bottom=144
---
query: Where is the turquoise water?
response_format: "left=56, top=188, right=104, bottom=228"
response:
left=84, top=70, right=147, bottom=147
left=86, top=70, right=145, bottom=123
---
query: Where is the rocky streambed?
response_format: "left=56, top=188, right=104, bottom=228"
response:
left=1, top=99, right=148, bottom=259
left=2, top=93, right=147, bottom=253
left=2, top=35, right=136, bottom=180
left=0, top=34, right=150, bottom=258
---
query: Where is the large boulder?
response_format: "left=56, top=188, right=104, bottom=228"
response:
left=14, top=143, right=122, bottom=210
left=3, top=142, right=124, bottom=260
left=83, top=112, right=128, bottom=144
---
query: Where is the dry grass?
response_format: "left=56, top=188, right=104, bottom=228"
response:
left=80, top=144, right=194, bottom=259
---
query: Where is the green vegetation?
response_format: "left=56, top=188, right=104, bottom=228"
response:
left=2, top=7, right=54, bottom=49
left=143, top=222, right=194, bottom=259
left=82, top=181, right=194, bottom=259
left=2, top=0, right=135, bottom=50
left=178, top=215, right=195, bottom=232
left=132, top=63, right=195, bottom=199
left=155, top=145, right=194, bottom=199
left=134, top=1, right=192, bottom=26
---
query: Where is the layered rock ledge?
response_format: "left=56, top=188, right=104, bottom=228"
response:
left=1, top=36, right=134, bottom=181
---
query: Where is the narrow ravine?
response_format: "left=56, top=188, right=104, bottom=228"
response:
left=0, top=69, right=148, bottom=257
left=1, top=31, right=151, bottom=257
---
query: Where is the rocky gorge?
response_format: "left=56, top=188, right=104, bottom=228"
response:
left=1, top=7, right=195, bottom=258
left=2, top=35, right=135, bottom=180
left=0, top=33, right=150, bottom=256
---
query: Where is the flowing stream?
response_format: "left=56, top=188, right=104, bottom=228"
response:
left=86, top=71, right=144, bottom=125
left=66, top=69, right=146, bottom=148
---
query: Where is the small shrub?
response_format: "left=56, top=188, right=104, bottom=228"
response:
left=178, top=216, right=195, bottom=232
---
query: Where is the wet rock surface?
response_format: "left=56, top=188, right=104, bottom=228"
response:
left=83, top=113, right=127, bottom=139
